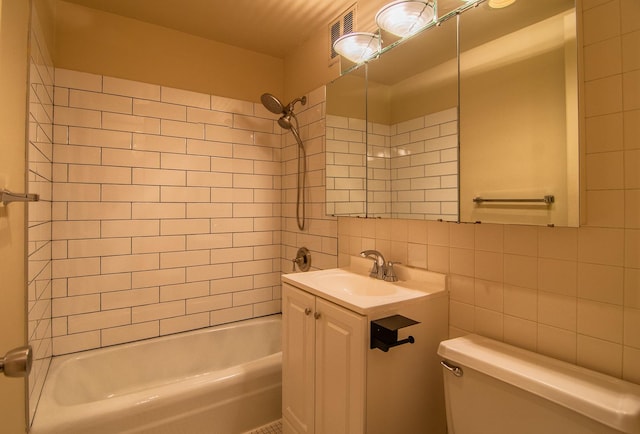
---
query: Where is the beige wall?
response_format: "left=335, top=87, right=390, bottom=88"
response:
left=33, top=0, right=55, bottom=48
left=0, top=0, right=30, bottom=432
left=282, top=25, right=341, bottom=104
left=54, top=1, right=284, bottom=103
left=326, top=71, right=368, bottom=120
left=389, top=72, right=457, bottom=125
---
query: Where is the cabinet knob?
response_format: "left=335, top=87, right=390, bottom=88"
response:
left=314, top=311, right=321, bottom=319
left=304, top=307, right=312, bottom=316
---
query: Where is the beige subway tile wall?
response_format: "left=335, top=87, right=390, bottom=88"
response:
left=325, top=114, right=367, bottom=216
left=337, top=0, right=640, bottom=384
left=51, top=69, right=286, bottom=355
left=367, top=122, right=391, bottom=217
left=390, top=107, right=458, bottom=220
left=325, top=107, right=458, bottom=219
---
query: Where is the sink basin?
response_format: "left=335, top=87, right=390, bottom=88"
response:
left=323, top=271, right=397, bottom=296
left=342, top=284, right=396, bottom=297
left=281, top=262, right=447, bottom=314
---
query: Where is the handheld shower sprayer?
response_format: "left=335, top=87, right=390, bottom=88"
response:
left=260, top=92, right=308, bottom=231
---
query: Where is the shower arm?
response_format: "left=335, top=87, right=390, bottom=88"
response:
left=285, top=96, right=307, bottom=114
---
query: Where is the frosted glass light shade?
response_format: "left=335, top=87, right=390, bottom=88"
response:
left=488, top=0, right=516, bottom=8
left=375, top=1, right=436, bottom=38
left=333, top=32, right=381, bottom=63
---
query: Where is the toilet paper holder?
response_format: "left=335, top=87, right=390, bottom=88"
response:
left=370, top=315, right=419, bottom=352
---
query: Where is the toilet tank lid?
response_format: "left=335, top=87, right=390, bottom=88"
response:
left=438, top=334, right=640, bottom=434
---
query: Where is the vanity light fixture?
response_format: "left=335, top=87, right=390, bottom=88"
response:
left=375, top=0, right=436, bottom=37
left=332, top=32, right=381, bottom=63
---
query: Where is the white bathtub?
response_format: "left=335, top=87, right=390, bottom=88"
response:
left=30, top=315, right=282, bottom=434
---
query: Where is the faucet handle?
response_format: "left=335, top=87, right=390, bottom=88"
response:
left=384, top=261, right=400, bottom=282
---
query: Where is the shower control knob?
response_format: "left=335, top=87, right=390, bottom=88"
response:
left=291, top=247, right=311, bottom=272
left=0, top=345, right=32, bottom=378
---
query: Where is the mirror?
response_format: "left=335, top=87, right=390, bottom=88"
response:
left=326, top=15, right=459, bottom=220
left=325, top=65, right=367, bottom=216
left=459, top=0, right=578, bottom=226
left=367, top=17, right=458, bottom=220
left=325, top=0, right=579, bottom=226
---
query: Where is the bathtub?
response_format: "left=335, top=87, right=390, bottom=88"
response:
left=30, top=314, right=282, bottom=434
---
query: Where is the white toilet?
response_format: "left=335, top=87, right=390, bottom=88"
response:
left=438, top=334, right=640, bottom=434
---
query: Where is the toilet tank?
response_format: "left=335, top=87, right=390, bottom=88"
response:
left=438, top=335, right=640, bottom=434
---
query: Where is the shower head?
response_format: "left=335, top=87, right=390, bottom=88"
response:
left=262, top=91, right=306, bottom=150
left=261, top=93, right=308, bottom=117
left=261, top=93, right=285, bottom=115
left=278, top=113, right=293, bottom=130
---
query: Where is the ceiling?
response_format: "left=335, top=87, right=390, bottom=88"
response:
left=59, top=0, right=557, bottom=61
left=60, top=0, right=473, bottom=59
left=61, top=0, right=357, bottom=58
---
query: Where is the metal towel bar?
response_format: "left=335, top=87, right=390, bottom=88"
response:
left=1, top=189, right=40, bottom=205
left=473, top=195, right=554, bottom=205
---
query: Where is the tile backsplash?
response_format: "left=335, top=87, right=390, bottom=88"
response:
left=338, top=219, right=640, bottom=383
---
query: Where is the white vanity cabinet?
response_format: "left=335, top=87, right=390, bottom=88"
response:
left=281, top=262, right=449, bottom=434
left=282, top=283, right=366, bottom=434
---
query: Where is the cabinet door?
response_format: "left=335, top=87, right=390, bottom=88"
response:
left=314, top=298, right=366, bottom=434
left=282, top=284, right=316, bottom=434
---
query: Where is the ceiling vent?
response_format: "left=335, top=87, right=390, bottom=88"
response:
left=329, top=4, right=357, bottom=65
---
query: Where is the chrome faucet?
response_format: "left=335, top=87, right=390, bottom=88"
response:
left=360, top=250, right=398, bottom=282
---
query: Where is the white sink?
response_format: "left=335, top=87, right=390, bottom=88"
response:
left=281, top=258, right=447, bottom=314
